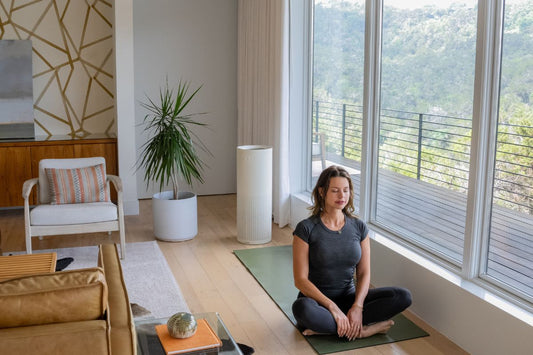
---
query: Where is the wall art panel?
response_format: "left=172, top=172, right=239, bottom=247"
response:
left=0, top=0, right=115, bottom=138
left=0, top=39, right=34, bottom=139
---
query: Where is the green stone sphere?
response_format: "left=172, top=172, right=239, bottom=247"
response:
left=167, top=312, right=197, bottom=338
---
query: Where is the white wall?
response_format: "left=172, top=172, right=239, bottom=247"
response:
left=133, top=0, right=237, bottom=198
left=370, top=238, right=533, bottom=355
left=291, top=195, right=533, bottom=355
left=115, top=0, right=139, bottom=215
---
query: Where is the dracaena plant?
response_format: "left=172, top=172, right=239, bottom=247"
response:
left=138, top=79, right=208, bottom=200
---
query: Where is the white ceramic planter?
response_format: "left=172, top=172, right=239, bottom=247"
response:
left=152, top=191, right=198, bottom=241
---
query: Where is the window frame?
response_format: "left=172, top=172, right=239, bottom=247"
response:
left=291, top=0, right=533, bottom=312
left=464, top=0, right=504, bottom=281
left=288, top=0, right=314, bottom=196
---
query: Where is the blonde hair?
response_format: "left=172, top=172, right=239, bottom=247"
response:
left=310, top=165, right=356, bottom=217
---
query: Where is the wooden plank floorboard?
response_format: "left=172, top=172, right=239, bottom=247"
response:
left=345, top=158, right=530, bottom=238
left=376, top=188, right=466, bottom=233
left=485, top=266, right=533, bottom=296
left=376, top=194, right=466, bottom=239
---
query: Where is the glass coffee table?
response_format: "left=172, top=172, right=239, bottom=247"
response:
left=136, top=312, right=243, bottom=355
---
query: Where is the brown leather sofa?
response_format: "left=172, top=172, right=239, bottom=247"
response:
left=0, top=244, right=136, bottom=354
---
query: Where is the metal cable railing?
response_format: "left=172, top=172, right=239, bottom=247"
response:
left=313, top=100, right=533, bottom=215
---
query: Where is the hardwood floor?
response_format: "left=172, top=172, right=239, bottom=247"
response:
left=0, top=194, right=468, bottom=354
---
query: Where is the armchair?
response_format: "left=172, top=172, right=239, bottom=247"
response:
left=23, top=157, right=126, bottom=259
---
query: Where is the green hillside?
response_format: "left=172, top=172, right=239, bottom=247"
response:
left=312, top=1, right=532, bottom=214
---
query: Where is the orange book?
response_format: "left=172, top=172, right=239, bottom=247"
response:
left=155, top=318, right=222, bottom=355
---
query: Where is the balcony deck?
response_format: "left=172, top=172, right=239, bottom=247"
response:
left=312, top=157, right=533, bottom=298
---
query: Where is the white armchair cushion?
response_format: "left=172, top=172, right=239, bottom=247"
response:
left=30, top=202, right=118, bottom=226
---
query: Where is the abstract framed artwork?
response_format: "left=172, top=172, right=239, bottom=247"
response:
left=0, top=39, right=34, bottom=139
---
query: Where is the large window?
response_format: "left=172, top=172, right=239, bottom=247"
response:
left=485, top=0, right=533, bottom=301
left=307, top=0, right=533, bottom=307
left=311, top=0, right=365, bottom=214
left=376, top=1, right=478, bottom=265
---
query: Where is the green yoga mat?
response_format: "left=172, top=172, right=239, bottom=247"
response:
left=234, top=245, right=429, bottom=354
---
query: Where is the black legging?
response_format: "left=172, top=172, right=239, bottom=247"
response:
left=292, top=287, right=412, bottom=334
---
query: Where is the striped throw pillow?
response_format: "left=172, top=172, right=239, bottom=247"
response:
left=45, top=164, right=110, bottom=204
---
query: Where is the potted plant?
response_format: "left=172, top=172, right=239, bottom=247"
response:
left=137, top=79, right=208, bottom=241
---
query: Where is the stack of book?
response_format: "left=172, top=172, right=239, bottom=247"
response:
left=155, top=318, right=222, bottom=355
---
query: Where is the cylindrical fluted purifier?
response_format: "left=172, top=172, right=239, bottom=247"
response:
left=237, top=145, right=273, bottom=244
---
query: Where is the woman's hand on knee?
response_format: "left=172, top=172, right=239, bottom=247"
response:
left=346, top=306, right=364, bottom=340
left=330, top=306, right=350, bottom=338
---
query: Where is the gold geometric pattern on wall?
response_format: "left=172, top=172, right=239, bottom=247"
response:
left=0, top=0, right=115, bottom=138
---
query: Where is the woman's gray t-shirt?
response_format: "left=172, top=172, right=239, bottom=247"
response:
left=293, top=214, right=369, bottom=298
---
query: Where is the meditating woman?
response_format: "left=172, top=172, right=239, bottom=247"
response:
left=292, top=165, right=412, bottom=340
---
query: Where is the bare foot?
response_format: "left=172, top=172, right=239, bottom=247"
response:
left=302, top=329, right=329, bottom=336
left=302, top=320, right=394, bottom=338
left=359, top=320, right=395, bottom=338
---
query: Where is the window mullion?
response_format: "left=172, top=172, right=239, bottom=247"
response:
left=463, top=0, right=504, bottom=280
left=360, top=0, right=383, bottom=223
left=288, top=0, right=313, bottom=195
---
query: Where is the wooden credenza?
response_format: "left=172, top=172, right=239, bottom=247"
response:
left=0, top=135, right=118, bottom=207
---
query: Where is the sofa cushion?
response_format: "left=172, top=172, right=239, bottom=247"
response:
left=0, top=320, right=109, bottom=355
left=0, top=268, right=108, bottom=328
left=30, top=202, right=118, bottom=225
left=98, top=244, right=137, bottom=355
left=45, top=164, right=110, bottom=204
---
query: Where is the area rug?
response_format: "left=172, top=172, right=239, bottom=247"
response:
left=234, top=245, right=429, bottom=354
left=12, top=241, right=189, bottom=319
